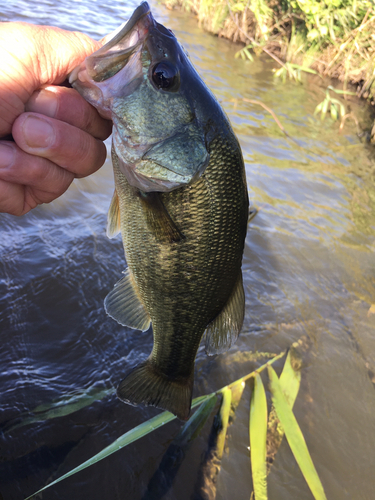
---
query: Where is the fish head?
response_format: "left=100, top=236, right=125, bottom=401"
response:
left=70, top=2, right=215, bottom=192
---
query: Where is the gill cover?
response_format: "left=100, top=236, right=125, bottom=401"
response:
left=70, top=2, right=210, bottom=192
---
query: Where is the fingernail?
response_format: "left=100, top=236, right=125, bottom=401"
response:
left=26, top=89, right=58, bottom=117
left=23, top=116, right=55, bottom=148
left=0, top=144, right=15, bottom=168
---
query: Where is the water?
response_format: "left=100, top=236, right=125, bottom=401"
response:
left=1, top=1, right=375, bottom=499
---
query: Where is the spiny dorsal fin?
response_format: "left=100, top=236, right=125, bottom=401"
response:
left=104, top=268, right=151, bottom=331
left=204, top=272, right=245, bottom=355
left=107, top=190, right=121, bottom=239
left=138, top=191, right=185, bottom=244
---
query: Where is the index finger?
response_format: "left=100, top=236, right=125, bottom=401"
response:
left=26, top=86, right=112, bottom=140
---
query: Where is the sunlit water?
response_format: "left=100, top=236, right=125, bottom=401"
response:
left=1, top=1, right=375, bottom=499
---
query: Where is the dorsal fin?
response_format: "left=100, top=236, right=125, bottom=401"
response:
left=107, top=190, right=121, bottom=239
left=204, top=272, right=245, bottom=355
left=104, top=268, right=151, bottom=331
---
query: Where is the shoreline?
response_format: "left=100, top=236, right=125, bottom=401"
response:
left=163, top=0, right=375, bottom=102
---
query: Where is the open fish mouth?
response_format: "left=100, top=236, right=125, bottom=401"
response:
left=69, top=3, right=154, bottom=117
left=70, top=1, right=210, bottom=193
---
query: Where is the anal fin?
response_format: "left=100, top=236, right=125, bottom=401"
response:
left=104, top=268, right=151, bottom=331
left=106, top=189, right=121, bottom=239
left=205, top=272, right=245, bottom=355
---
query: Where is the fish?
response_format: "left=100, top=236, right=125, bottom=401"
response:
left=69, top=1, right=249, bottom=420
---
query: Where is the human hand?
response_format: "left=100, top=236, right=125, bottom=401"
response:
left=0, top=22, right=113, bottom=216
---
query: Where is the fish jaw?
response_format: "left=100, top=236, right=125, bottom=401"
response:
left=69, top=2, right=153, bottom=120
left=70, top=1, right=210, bottom=193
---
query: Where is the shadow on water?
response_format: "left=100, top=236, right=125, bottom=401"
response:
left=1, top=1, right=375, bottom=500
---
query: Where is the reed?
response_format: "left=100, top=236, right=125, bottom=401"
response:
left=25, top=340, right=326, bottom=500
left=163, top=0, right=375, bottom=98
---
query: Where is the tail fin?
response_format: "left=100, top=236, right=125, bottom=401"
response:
left=117, top=360, right=193, bottom=420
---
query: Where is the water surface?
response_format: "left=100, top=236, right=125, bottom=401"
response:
left=1, top=2, right=375, bottom=499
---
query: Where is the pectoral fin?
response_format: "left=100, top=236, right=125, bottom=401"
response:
left=106, top=190, right=121, bottom=239
left=104, top=268, right=151, bottom=331
left=205, top=272, right=245, bottom=355
left=139, top=191, right=184, bottom=244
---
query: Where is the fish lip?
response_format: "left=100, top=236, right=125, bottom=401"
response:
left=69, top=2, right=153, bottom=86
left=95, top=2, right=153, bottom=55
left=69, top=2, right=154, bottom=114
left=86, top=2, right=155, bottom=83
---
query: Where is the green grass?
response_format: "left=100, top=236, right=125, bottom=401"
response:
left=163, top=0, right=375, bottom=99
left=25, top=344, right=327, bottom=500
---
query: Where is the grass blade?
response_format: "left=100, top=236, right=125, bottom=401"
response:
left=250, top=373, right=268, bottom=500
left=215, top=386, right=232, bottom=459
left=2, top=387, right=116, bottom=435
left=25, top=352, right=287, bottom=499
left=179, top=395, right=218, bottom=444
left=143, top=396, right=218, bottom=500
left=266, top=346, right=302, bottom=474
left=279, top=347, right=301, bottom=408
left=268, top=366, right=327, bottom=500
left=25, top=393, right=216, bottom=500
left=193, top=382, right=244, bottom=499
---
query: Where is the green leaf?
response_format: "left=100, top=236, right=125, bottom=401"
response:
left=327, top=85, right=356, bottom=96
left=268, top=366, right=327, bottom=500
left=314, top=101, right=323, bottom=115
left=330, top=103, right=338, bottom=121
left=307, top=28, right=320, bottom=40
left=321, top=97, right=329, bottom=120
left=273, top=67, right=284, bottom=78
left=178, top=395, right=218, bottom=444
left=250, top=373, right=268, bottom=500
left=25, top=351, right=287, bottom=499
left=265, top=346, right=302, bottom=478
left=25, top=393, right=216, bottom=500
left=279, top=348, right=301, bottom=409
left=3, top=387, right=116, bottom=435
left=290, top=65, right=317, bottom=75
left=216, top=387, right=232, bottom=459
left=243, top=48, right=254, bottom=61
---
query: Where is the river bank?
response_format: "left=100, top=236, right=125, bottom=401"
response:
left=163, top=0, right=375, bottom=102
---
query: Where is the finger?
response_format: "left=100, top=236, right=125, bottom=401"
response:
left=26, top=86, right=112, bottom=140
left=0, top=141, right=74, bottom=216
left=0, top=22, right=102, bottom=137
left=0, top=178, right=26, bottom=215
left=12, top=112, right=108, bottom=178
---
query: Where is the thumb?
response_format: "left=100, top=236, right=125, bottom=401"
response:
left=0, top=22, right=101, bottom=136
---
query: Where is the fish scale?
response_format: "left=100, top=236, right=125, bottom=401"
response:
left=70, top=1, right=249, bottom=419
left=112, top=128, right=248, bottom=418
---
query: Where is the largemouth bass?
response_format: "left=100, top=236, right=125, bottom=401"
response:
left=70, top=2, right=249, bottom=420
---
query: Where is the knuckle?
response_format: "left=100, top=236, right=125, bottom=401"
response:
left=75, top=136, right=106, bottom=176
left=82, top=104, right=111, bottom=141
left=81, top=102, right=95, bottom=133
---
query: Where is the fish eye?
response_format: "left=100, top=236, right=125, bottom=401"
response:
left=151, top=61, right=179, bottom=91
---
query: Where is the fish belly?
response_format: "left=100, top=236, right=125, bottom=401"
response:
left=113, top=133, right=249, bottom=419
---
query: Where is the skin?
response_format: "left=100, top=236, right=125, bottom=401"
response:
left=0, top=22, right=112, bottom=216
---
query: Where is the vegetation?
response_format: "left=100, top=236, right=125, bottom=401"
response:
left=24, top=340, right=327, bottom=500
left=163, top=0, right=375, bottom=100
